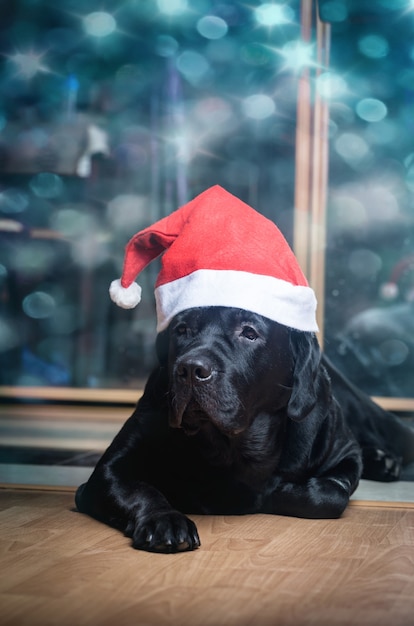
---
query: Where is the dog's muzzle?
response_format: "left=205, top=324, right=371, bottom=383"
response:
left=169, top=354, right=217, bottom=433
left=170, top=351, right=245, bottom=437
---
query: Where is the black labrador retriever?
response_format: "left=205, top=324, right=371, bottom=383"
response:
left=75, top=306, right=414, bottom=553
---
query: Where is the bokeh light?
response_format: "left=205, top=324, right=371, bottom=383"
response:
left=50, top=207, right=97, bottom=238
left=155, top=35, right=179, bottom=57
left=11, top=242, right=58, bottom=275
left=316, top=72, right=348, bottom=99
left=334, top=133, right=370, bottom=166
left=107, top=194, right=148, bottom=233
left=330, top=194, right=367, bottom=231
left=176, top=50, right=210, bottom=85
left=82, top=12, right=117, bottom=37
left=22, top=291, right=56, bottom=319
left=157, top=0, right=188, bottom=15
left=72, top=233, right=109, bottom=269
left=358, top=34, right=389, bottom=59
left=254, top=3, right=294, bottom=26
left=242, top=94, right=276, bottom=120
left=197, top=16, right=228, bottom=40
left=29, top=173, right=64, bottom=199
left=356, top=98, right=387, bottom=122
left=0, top=189, right=29, bottom=214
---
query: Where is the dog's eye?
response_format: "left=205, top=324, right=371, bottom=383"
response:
left=240, top=325, right=258, bottom=341
left=175, top=323, right=188, bottom=336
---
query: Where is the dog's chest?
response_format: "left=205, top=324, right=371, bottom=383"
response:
left=158, top=427, right=282, bottom=514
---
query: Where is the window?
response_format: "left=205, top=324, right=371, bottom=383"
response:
left=319, top=0, right=414, bottom=407
left=0, top=0, right=302, bottom=399
left=1, top=0, right=412, bottom=412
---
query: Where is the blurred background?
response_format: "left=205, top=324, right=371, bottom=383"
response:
left=0, top=0, right=413, bottom=401
left=0, top=0, right=302, bottom=393
left=321, top=0, right=414, bottom=400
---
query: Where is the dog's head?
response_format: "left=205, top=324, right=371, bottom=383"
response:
left=156, top=306, right=325, bottom=438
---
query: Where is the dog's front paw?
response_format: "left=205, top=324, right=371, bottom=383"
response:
left=130, top=511, right=200, bottom=553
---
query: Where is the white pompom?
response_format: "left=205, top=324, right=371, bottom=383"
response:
left=109, top=279, right=142, bottom=309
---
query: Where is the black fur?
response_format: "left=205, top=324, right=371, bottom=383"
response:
left=75, top=307, right=414, bottom=553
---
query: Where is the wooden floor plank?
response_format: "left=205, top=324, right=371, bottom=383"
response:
left=0, top=489, right=413, bottom=626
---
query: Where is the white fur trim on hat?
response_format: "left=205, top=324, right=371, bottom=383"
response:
left=154, top=269, right=318, bottom=332
left=109, top=279, right=142, bottom=309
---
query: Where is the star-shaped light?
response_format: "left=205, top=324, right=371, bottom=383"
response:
left=265, top=40, right=318, bottom=74
left=6, top=50, right=50, bottom=79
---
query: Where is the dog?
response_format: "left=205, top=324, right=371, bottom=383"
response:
left=75, top=306, right=414, bottom=553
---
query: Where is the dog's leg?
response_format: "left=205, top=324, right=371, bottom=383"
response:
left=75, top=374, right=200, bottom=553
left=76, top=463, right=200, bottom=553
left=323, top=354, right=414, bottom=479
left=260, top=450, right=362, bottom=519
left=261, top=476, right=351, bottom=519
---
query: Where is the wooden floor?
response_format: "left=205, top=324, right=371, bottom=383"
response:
left=0, top=489, right=413, bottom=626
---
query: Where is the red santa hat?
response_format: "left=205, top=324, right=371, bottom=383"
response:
left=109, top=185, right=318, bottom=333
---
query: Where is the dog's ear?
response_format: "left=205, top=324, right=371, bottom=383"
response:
left=287, top=331, right=330, bottom=422
left=155, top=328, right=170, bottom=366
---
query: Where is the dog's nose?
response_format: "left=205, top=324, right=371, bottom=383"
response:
left=176, top=357, right=213, bottom=384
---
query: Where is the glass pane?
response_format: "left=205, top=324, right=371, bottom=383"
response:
left=0, top=0, right=302, bottom=390
left=322, top=1, right=414, bottom=398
